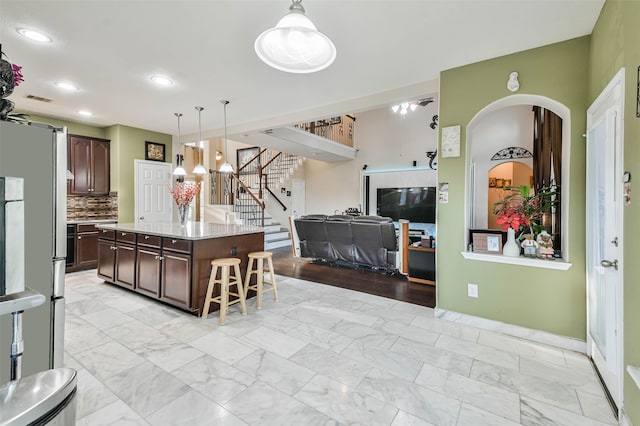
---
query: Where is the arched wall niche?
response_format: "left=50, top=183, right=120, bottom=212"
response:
left=465, top=94, right=571, bottom=260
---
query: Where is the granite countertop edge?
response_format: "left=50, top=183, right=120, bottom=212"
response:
left=95, top=222, right=265, bottom=240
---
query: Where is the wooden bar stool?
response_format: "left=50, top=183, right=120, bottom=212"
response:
left=202, top=257, right=247, bottom=325
left=244, top=251, right=279, bottom=309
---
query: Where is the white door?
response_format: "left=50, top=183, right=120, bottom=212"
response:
left=586, top=68, right=624, bottom=408
left=135, top=160, right=173, bottom=223
left=291, top=179, right=306, bottom=217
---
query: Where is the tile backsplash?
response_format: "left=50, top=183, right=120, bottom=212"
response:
left=67, top=193, right=118, bottom=221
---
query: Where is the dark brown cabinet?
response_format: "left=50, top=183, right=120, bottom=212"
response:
left=97, top=239, right=115, bottom=280
left=75, top=224, right=99, bottom=269
left=67, top=223, right=115, bottom=272
left=68, top=135, right=110, bottom=195
left=160, top=249, right=191, bottom=309
left=136, top=236, right=162, bottom=298
left=114, top=232, right=135, bottom=289
left=408, top=246, right=436, bottom=285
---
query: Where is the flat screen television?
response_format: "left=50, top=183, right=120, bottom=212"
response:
left=376, top=187, right=436, bottom=223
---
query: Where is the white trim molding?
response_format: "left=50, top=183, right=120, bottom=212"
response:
left=434, top=308, right=586, bottom=353
left=461, top=251, right=572, bottom=270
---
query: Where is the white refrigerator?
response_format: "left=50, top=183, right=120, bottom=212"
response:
left=0, top=120, right=67, bottom=384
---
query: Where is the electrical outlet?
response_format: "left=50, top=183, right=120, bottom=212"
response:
left=468, top=283, right=478, bottom=298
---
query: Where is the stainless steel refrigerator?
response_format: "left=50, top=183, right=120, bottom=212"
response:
left=0, top=120, right=67, bottom=384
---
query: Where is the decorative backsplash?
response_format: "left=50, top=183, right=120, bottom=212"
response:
left=67, top=193, right=118, bottom=221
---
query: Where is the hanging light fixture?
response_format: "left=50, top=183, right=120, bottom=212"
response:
left=219, top=100, right=234, bottom=173
left=254, top=0, right=336, bottom=74
left=192, top=106, right=207, bottom=175
left=173, top=113, right=186, bottom=178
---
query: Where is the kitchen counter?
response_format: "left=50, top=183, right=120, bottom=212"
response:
left=95, top=221, right=264, bottom=314
left=96, top=222, right=264, bottom=240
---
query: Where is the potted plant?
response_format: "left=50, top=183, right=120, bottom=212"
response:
left=492, top=185, right=558, bottom=257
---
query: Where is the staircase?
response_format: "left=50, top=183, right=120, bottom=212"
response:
left=213, top=148, right=302, bottom=250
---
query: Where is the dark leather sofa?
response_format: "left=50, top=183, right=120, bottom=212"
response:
left=294, top=214, right=398, bottom=272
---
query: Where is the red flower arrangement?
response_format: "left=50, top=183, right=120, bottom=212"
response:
left=12, top=64, right=24, bottom=87
left=168, top=181, right=200, bottom=207
left=493, top=185, right=557, bottom=235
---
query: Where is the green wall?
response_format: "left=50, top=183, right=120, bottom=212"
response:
left=105, top=124, right=172, bottom=223
left=589, top=1, right=640, bottom=423
left=438, top=37, right=590, bottom=339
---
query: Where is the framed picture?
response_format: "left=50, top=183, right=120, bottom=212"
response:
left=469, top=229, right=506, bottom=254
left=237, top=147, right=260, bottom=174
left=145, top=141, right=166, bottom=162
left=489, top=177, right=497, bottom=188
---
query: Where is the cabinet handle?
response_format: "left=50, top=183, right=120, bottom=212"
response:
left=144, top=235, right=150, bottom=239
left=155, top=255, right=160, bottom=260
left=121, top=232, right=127, bottom=236
left=102, top=229, right=108, bottom=233
left=158, top=256, right=164, bottom=261
left=77, top=236, right=82, bottom=240
left=111, top=246, right=117, bottom=250
left=171, top=239, right=177, bottom=244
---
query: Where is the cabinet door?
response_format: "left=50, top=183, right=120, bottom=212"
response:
left=114, top=243, right=136, bottom=289
left=76, top=231, right=99, bottom=268
left=97, top=240, right=115, bottom=280
left=69, top=136, right=92, bottom=195
left=136, top=247, right=161, bottom=298
left=160, top=251, right=191, bottom=309
left=91, top=140, right=110, bottom=195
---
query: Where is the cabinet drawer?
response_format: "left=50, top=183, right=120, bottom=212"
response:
left=116, top=231, right=136, bottom=243
left=77, top=223, right=98, bottom=233
left=137, top=233, right=161, bottom=248
left=162, top=237, right=192, bottom=253
left=98, top=228, right=115, bottom=240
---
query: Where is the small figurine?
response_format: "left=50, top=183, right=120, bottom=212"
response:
left=536, top=231, right=554, bottom=259
left=520, top=234, right=538, bottom=257
left=507, top=71, right=520, bottom=92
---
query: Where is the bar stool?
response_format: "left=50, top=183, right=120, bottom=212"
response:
left=244, top=251, right=279, bottom=309
left=202, top=257, right=247, bottom=325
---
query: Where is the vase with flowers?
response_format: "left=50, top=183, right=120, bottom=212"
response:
left=168, top=181, right=200, bottom=226
left=492, top=185, right=557, bottom=257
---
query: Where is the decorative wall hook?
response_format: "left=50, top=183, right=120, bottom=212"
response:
left=426, top=150, right=438, bottom=170
left=507, top=71, right=520, bottom=92
left=429, top=115, right=439, bottom=129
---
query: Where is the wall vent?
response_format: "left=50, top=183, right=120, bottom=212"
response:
left=24, top=94, right=53, bottom=103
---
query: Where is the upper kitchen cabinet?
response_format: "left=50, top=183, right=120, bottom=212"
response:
left=69, top=134, right=110, bottom=195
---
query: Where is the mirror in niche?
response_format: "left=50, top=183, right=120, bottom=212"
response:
left=487, top=162, right=533, bottom=230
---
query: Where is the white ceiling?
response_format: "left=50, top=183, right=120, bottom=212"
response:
left=1, top=0, right=604, bottom=144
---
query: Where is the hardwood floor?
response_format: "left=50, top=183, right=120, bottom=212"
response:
left=270, top=246, right=436, bottom=308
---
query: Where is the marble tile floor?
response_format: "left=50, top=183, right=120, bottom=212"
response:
left=63, top=270, right=617, bottom=426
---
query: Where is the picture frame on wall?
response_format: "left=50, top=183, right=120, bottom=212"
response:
left=237, top=147, right=260, bottom=174
left=469, top=229, right=506, bottom=254
left=145, top=141, right=166, bottom=162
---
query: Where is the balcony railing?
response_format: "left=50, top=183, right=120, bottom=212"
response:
left=293, top=114, right=355, bottom=147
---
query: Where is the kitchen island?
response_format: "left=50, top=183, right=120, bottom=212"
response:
left=95, top=222, right=264, bottom=315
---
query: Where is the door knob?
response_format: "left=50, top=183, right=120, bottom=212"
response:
left=139, top=216, right=144, bottom=220
left=600, top=259, right=618, bottom=270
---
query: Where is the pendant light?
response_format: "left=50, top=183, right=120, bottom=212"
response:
left=173, top=113, right=186, bottom=178
left=219, top=100, right=234, bottom=173
left=192, top=106, right=207, bottom=175
left=254, top=0, right=336, bottom=74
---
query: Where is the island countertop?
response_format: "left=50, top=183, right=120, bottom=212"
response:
left=95, top=222, right=264, bottom=240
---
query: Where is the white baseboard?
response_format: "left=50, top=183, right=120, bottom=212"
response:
left=620, top=409, right=633, bottom=426
left=434, top=307, right=586, bottom=353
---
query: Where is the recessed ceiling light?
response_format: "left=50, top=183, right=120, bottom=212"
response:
left=17, top=28, right=52, bottom=43
left=55, top=82, right=79, bottom=91
left=150, top=75, right=173, bottom=86
left=78, top=110, right=92, bottom=116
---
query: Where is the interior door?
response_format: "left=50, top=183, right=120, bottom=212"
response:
left=135, top=160, right=173, bottom=223
left=291, top=179, right=306, bottom=217
left=586, top=68, right=624, bottom=409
